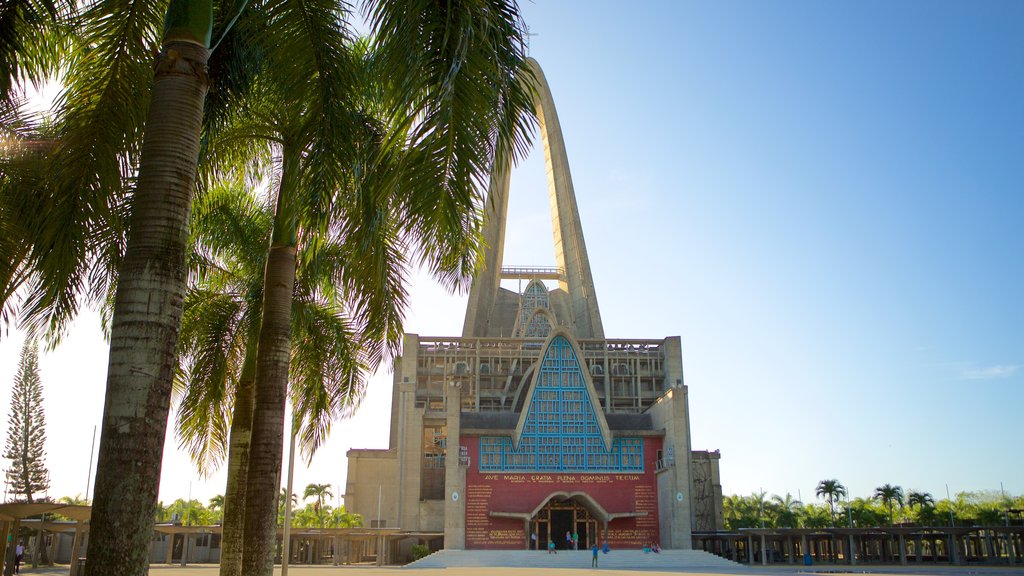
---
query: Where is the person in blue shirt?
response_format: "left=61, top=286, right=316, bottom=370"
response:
left=592, top=543, right=599, bottom=567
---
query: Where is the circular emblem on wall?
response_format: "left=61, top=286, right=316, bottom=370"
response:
left=451, top=491, right=460, bottom=502
left=676, top=492, right=684, bottom=502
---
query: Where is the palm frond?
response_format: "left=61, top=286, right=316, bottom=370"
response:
left=288, top=297, right=366, bottom=461
left=175, top=289, right=249, bottom=475
left=0, top=0, right=76, bottom=104
left=368, top=0, right=536, bottom=290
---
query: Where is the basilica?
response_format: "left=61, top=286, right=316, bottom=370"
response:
left=345, top=59, right=723, bottom=553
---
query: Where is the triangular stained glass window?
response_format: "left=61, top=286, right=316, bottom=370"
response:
left=479, top=335, right=643, bottom=472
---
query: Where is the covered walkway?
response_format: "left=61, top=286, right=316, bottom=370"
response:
left=694, top=525, right=1024, bottom=566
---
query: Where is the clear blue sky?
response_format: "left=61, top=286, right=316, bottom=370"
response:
left=0, top=0, right=1020, bottom=505
left=499, top=0, right=1024, bottom=500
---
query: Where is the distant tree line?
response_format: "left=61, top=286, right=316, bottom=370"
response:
left=723, top=480, right=1024, bottom=530
left=54, top=482, right=362, bottom=529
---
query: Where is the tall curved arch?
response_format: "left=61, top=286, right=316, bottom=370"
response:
left=463, top=58, right=604, bottom=339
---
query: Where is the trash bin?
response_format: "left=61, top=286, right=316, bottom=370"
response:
left=803, top=553, right=812, bottom=566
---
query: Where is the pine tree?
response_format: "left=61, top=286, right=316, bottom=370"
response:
left=4, top=340, right=50, bottom=502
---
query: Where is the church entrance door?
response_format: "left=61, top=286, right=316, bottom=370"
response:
left=530, top=497, right=599, bottom=551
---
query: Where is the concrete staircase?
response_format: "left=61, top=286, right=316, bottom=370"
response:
left=406, top=549, right=742, bottom=571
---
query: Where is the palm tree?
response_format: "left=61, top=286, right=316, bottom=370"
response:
left=816, top=479, right=847, bottom=526
left=907, top=490, right=934, bottom=524
left=4, top=2, right=534, bottom=575
left=303, top=483, right=333, bottom=528
left=277, top=488, right=298, bottom=525
left=328, top=506, right=362, bottom=528
left=83, top=1, right=216, bottom=571
left=772, top=493, right=803, bottom=528
left=174, top=177, right=372, bottom=575
left=874, top=484, right=904, bottom=525
left=232, top=4, right=536, bottom=575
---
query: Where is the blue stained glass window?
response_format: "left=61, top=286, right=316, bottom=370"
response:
left=479, top=336, right=644, bottom=472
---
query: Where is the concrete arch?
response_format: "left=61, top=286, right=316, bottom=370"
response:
left=462, top=58, right=604, bottom=339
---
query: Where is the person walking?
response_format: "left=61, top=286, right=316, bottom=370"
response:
left=592, top=542, right=599, bottom=567
left=572, top=530, right=579, bottom=550
left=14, top=542, right=24, bottom=574
left=565, top=531, right=572, bottom=549
left=530, top=532, right=537, bottom=550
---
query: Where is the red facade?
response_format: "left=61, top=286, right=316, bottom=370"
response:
left=463, top=435, right=664, bottom=550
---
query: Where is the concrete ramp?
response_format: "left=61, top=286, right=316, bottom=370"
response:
left=406, top=549, right=742, bottom=570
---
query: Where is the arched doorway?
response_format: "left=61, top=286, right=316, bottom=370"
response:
left=531, top=496, right=600, bottom=551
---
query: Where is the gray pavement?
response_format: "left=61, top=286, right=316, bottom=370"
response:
left=10, top=564, right=1024, bottom=576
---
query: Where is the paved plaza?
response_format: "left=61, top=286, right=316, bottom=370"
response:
left=9, top=565, right=1024, bottom=576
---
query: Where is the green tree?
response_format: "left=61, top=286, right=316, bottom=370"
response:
left=327, top=505, right=362, bottom=528
left=847, top=497, right=886, bottom=527
left=232, top=4, right=536, bottom=575
left=79, top=1, right=214, bottom=572
left=3, top=2, right=534, bottom=575
left=163, top=498, right=214, bottom=526
left=801, top=503, right=832, bottom=528
left=816, top=479, right=847, bottom=526
left=173, top=177, right=372, bottom=575
left=303, top=483, right=332, bottom=528
left=57, top=494, right=89, bottom=505
left=874, top=484, right=904, bottom=525
left=3, top=340, right=50, bottom=503
left=907, top=490, right=934, bottom=524
left=723, top=494, right=760, bottom=529
left=771, top=493, right=803, bottom=528
left=276, top=489, right=297, bottom=526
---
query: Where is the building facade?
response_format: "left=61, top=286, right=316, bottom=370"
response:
left=345, top=58, right=723, bottom=552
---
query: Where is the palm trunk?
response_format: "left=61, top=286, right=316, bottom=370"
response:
left=85, top=36, right=209, bottom=576
left=241, top=147, right=300, bottom=576
left=218, top=327, right=259, bottom=576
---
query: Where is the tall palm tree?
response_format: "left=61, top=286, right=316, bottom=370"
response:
left=84, top=2, right=216, bottom=572
left=5, top=2, right=533, bottom=575
left=174, top=176, right=372, bottom=575
left=816, top=479, right=847, bottom=526
left=303, top=483, right=333, bottom=528
left=874, top=484, right=904, bottom=525
left=231, top=3, right=535, bottom=575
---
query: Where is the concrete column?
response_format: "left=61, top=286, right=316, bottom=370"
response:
left=898, top=534, right=907, bottom=565
left=848, top=534, right=856, bottom=565
left=786, top=536, right=794, bottom=564
left=3, top=520, right=19, bottom=576
left=30, top=529, right=41, bottom=568
left=48, top=529, right=58, bottom=565
left=731, top=538, right=738, bottom=562
left=165, top=534, right=174, bottom=564
left=800, top=535, right=808, bottom=563
left=760, top=534, right=767, bottom=565
left=746, top=535, right=753, bottom=564
left=180, top=534, right=189, bottom=566
left=949, top=533, right=960, bottom=564
left=0, top=520, right=10, bottom=576
left=915, top=535, right=923, bottom=563
left=1008, top=532, right=1018, bottom=564
left=443, top=382, right=466, bottom=549
left=69, top=523, right=83, bottom=576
